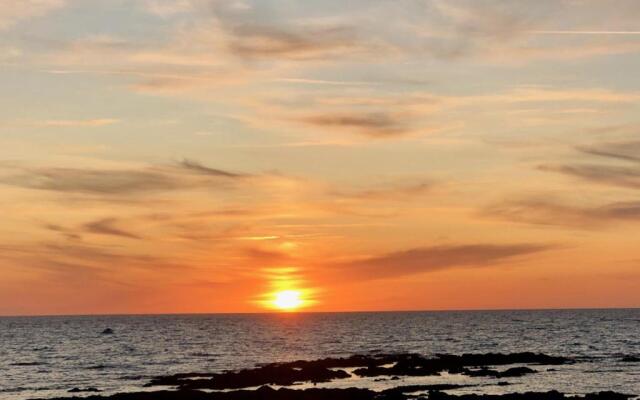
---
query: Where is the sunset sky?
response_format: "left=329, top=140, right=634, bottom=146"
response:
left=1, top=0, right=640, bottom=315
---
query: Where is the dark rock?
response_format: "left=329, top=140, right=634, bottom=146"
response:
left=101, top=328, right=114, bottom=335
left=621, top=356, right=640, bottom=362
left=145, top=352, right=570, bottom=391
left=460, top=365, right=536, bottom=379
left=10, top=361, right=43, bottom=366
left=146, top=364, right=349, bottom=390
left=68, top=388, right=101, bottom=393
left=352, top=353, right=558, bottom=379
left=499, top=367, right=537, bottom=378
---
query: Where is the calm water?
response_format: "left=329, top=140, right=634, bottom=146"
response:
left=1, top=309, right=639, bottom=399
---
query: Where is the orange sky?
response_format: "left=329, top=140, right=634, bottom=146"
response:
left=1, top=0, right=640, bottom=315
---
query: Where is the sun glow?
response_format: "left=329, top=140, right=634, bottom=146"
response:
left=272, top=290, right=303, bottom=311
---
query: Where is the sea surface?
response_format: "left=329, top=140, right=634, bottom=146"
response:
left=1, top=309, right=639, bottom=400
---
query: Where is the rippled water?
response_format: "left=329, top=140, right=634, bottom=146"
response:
left=1, top=309, right=639, bottom=399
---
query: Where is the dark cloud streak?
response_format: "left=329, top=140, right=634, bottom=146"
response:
left=335, top=243, right=551, bottom=281
left=0, top=160, right=248, bottom=196
left=84, top=218, right=142, bottom=240
left=300, top=112, right=408, bottom=138
left=484, top=198, right=640, bottom=228
left=577, top=141, right=640, bottom=163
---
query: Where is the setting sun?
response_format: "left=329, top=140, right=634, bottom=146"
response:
left=272, top=290, right=303, bottom=311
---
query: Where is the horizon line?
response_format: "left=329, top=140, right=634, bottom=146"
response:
left=1, top=306, right=638, bottom=318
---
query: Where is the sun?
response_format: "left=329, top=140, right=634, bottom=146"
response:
left=272, top=290, right=303, bottom=311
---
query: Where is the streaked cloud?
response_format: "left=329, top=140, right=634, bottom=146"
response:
left=40, top=118, right=120, bottom=127
left=83, top=218, right=142, bottom=240
left=299, top=112, right=409, bottom=138
left=541, top=140, right=640, bottom=190
left=335, top=243, right=553, bottom=281
left=484, top=198, right=640, bottom=229
left=333, top=182, right=434, bottom=201
left=541, top=164, right=640, bottom=190
left=0, top=160, right=247, bottom=196
left=179, top=159, right=247, bottom=178
left=0, top=0, right=65, bottom=30
left=577, top=141, right=640, bottom=163
left=224, top=25, right=370, bottom=61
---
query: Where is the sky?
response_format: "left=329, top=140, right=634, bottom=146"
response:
left=1, top=0, right=640, bottom=315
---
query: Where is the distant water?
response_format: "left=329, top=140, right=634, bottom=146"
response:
left=1, top=309, right=639, bottom=399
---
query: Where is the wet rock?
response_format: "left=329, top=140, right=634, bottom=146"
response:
left=498, top=367, right=537, bottom=378
left=147, top=364, right=349, bottom=390
left=352, top=353, right=560, bottom=379
left=461, top=366, right=536, bottom=379
left=101, top=328, right=114, bottom=335
left=10, top=361, right=43, bottom=366
left=68, top=387, right=101, bottom=393
left=146, top=352, right=569, bottom=390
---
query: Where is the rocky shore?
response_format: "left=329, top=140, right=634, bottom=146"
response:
left=34, top=352, right=637, bottom=400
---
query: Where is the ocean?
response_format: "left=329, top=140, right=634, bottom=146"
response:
left=1, top=309, right=639, bottom=399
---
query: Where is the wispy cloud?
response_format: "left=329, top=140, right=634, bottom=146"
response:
left=484, top=198, right=640, bottom=229
left=299, top=112, right=409, bottom=138
left=178, top=159, right=247, bottom=178
left=225, top=24, right=369, bottom=61
left=577, top=141, right=640, bottom=163
left=0, top=160, right=247, bottom=196
left=40, top=118, right=120, bottom=127
left=333, top=182, right=434, bottom=201
left=83, top=218, right=142, bottom=240
left=0, top=0, right=65, bottom=30
left=540, top=140, right=640, bottom=190
left=1, top=166, right=185, bottom=195
left=540, top=164, right=640, bottom=190
left=334, top=243, right=552, bottom=281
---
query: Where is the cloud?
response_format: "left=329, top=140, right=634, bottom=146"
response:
left=333, top=182, right=434, bottom=201
left=83, top=218, right=142, bottom=239
left=0, top=0, right=65, bottom=30
left=143, top=0, right=193, bottom=18
left=299, top=112, right=409, bottom=138
left=41, top=119, right=120, bottom=127
left=0, top=160, right=246, bottom=196
left=1, top=166, right=185, bottom=195
left=484, top=198, right=640, bottom=228
left=179, top=159, right=246, bottom=178
left=577, top=141, right=640, bottom=163
left=540, top=140, right=640, bottom=190
left=540, top=164, right=640, bottom=190
left=0, top=241, right=188, bottom=288
left=44, top=223, right=82, bottom=241
left=335, top=243, right=551, bottom=281
left=225, top=24, right=367, bottom=61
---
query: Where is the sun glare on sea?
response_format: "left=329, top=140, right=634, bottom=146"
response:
left=272, top=290, right=303, bottom=311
